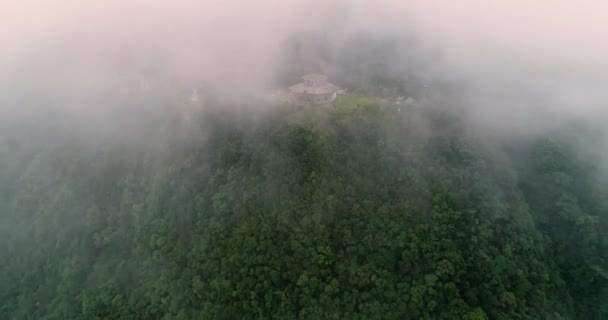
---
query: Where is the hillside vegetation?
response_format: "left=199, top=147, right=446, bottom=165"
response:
left=0, top=97, right=606, bottom=319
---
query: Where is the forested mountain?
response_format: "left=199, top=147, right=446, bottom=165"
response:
left=0, top=95, right=606, bottom=319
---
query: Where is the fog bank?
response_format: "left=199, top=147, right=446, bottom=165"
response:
left=2, top=1, right=607, bottom=130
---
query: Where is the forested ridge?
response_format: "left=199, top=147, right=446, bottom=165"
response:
left=0, top=97, right=606, bottom=319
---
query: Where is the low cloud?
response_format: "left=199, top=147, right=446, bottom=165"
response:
left=2, top=1, right=607, bottom=131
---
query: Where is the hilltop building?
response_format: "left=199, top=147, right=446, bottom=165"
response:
left=191, top=88, right=201, bottom=103
left=289, top=74, right=341, bottom=105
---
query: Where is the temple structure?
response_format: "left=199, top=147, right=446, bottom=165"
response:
left=191, top=88, right=200, bottom=103
left=288, top=74, right=340, bottom=105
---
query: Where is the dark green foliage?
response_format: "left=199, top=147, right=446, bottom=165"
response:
left=517, top=138, right=608, bottom=319
left=0, top=101, right=605, bottom=319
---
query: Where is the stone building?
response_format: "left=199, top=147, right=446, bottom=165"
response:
left=288, top=74, right=340, bottom=105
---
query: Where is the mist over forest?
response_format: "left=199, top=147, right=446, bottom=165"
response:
left=1, top=1, right=607, bottom=319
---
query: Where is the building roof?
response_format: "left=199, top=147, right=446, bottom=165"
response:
left=302, top=74, right=328, bottom=82
left=289, top=82, right=339, bottom=95
left=288, top=74, right=339, bottom=95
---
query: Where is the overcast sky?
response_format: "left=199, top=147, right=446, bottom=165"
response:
left=2, top=1, right=607, bottom=122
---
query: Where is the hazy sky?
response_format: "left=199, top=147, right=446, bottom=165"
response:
left=5, top=1, right=606, bottom=63
left=2, top=1, right=607, bottom=121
